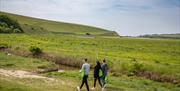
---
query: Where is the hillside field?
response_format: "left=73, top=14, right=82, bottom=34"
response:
left=0, top=34, right=180, bottom=91
left=0, top=12, right=180, bottom=91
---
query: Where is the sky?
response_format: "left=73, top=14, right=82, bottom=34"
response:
left=0, top=0, right=180, bottom=36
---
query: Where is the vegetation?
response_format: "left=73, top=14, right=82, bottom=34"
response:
left=0, top=52, right=180, bottom=91
left=0, top=43, right=9, bottom=49
left=0, top=11, right=180, bottom=91
left=0, top=15, right=23, bottom=33
left=138, top=33, right=180, bottom=39
left=0, top=11, right=118, bottom=36
left=1, top=34, right=180, bottom=82
left=29, top=46, right=42, bottom=55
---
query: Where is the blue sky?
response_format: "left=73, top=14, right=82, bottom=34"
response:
left=0, top=0, right=180, bottom=36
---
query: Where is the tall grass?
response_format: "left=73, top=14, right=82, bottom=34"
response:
left=0, top=34, right=180, bottom=78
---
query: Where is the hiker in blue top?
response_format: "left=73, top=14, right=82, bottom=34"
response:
left=101, top=59, right=108, bottom=90
left=91, top=61, right=103, bottom=90
left=77, top=58, right=90, bottom=91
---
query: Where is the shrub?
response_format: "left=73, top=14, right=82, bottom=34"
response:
left=154, top=60, right=160, bottom=63
left=0, top=43, right=9, bottom=49
left=0, top=15, right=23, bottom=33
left=86, top=33, right=90, bottom=35
left=131, top=62, right=144, bottom=73
left=29, top=46, right=42, bottom=55
left=13, top=28, right=22, bottom=33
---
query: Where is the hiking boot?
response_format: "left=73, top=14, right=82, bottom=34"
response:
left=101, top=84, right=107, bottom=91
left=91, top=87, right=95, bottom=90
left=103, top=84, right=107, bottom=88
left=77, top=86, right=80, bottom=91
left=101, top=87, right=104, bottom=91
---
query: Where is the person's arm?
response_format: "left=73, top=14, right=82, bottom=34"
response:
left=79, top=64, right=84, bottom=72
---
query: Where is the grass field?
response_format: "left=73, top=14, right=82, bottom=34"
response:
left=1, top=34, right=180, bottom=76
left=0, top=33, right=180, bottom=91
left=0, top=52, right=180, bottom=91
left=0, top=11, right=180, bottom=91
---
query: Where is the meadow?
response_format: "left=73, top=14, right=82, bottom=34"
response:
left=0, top=33, right=180, bottom=91
left=1, top=34, right=180, bottom=75
left=0, top=11, right=180, bottom=91
left=0, top=51, right=179, bottom=91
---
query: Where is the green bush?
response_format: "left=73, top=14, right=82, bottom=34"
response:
left=0, top=15, right=23, bottom=33
left=0, top=43, right=9, bottom=49
left=29, top=46, right=42, bottom=55
left=13, top=28, right=22, bottom=33
left=131, top=62, right=144, bottom=73
left=86, top=33, right=90, bottom=35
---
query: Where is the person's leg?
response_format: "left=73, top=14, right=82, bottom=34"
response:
left=84, top=75, right=90, bottom=91
left=93, top=78, right=97, bottom=88
left=80, top=76, right=85, bottom=89
left=104, top=75, right=107, bottom=85
left=101, top=75, right=105, bottom=86
left=98, top=77, right=103, bottom=87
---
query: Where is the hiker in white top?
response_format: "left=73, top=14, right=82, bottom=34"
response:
left=77, top=58, right=90, bottom=91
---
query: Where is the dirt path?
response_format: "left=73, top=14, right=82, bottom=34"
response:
left=0, top=69, right=77, bottom=88
left=0, top=69, right=54, bottom=80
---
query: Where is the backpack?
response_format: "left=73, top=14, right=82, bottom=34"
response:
left=80, top=69, right=85, bottom=78
left=99, top=69, right=103, bottom=77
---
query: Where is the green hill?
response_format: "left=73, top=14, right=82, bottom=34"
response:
left=0, top=11, right=180, bottom=91
left=0, top=11, right=118, bottom=36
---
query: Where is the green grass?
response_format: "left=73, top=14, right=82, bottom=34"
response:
left=0, top=52, right=57, bottom=71
left=0, top=11, right=118, bottom=36
left=1, top=34, right=180, bottom=77
left=44, top=71, right=180, bottom=91
left=0, top=75, right=74, bottom=91
left=0, top=11, right=180, bottom=91
left=0, top=34, right=180, bottom=90
left=0, top=53, right=179, bottom=91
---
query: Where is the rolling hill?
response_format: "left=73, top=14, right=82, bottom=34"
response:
left=0, top=11, right=119, bottom=36
left=0, top=11, right=180, bottom=91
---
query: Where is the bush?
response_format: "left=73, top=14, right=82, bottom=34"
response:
left=86, top=33, right=90, bottom=35
left=0, top=43, right=9, bottom=49
left=29, top=46, right=42, bottom=55
left=131, top=62, right=144, bottom=73
left=13, top=28, right=22, bottom=33
left=0, top=15, right=23, bottom=33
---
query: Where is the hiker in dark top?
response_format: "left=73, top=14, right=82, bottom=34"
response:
left=77, top=58, right=90, bottom=91
left=101, top=59, right=108, bottom=89
left=91, top=61, right=102, bottom=90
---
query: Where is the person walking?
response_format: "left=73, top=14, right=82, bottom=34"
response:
left=77, top=58, right=90, bottom=91
left=91, top=61, right=103, bottom=90
left=101, top=59, right=108, bottom=90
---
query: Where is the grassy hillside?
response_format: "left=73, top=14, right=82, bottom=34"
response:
left=0, top=12, right=180, bottom=91
left=0, top=11, right=118, bottom=36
